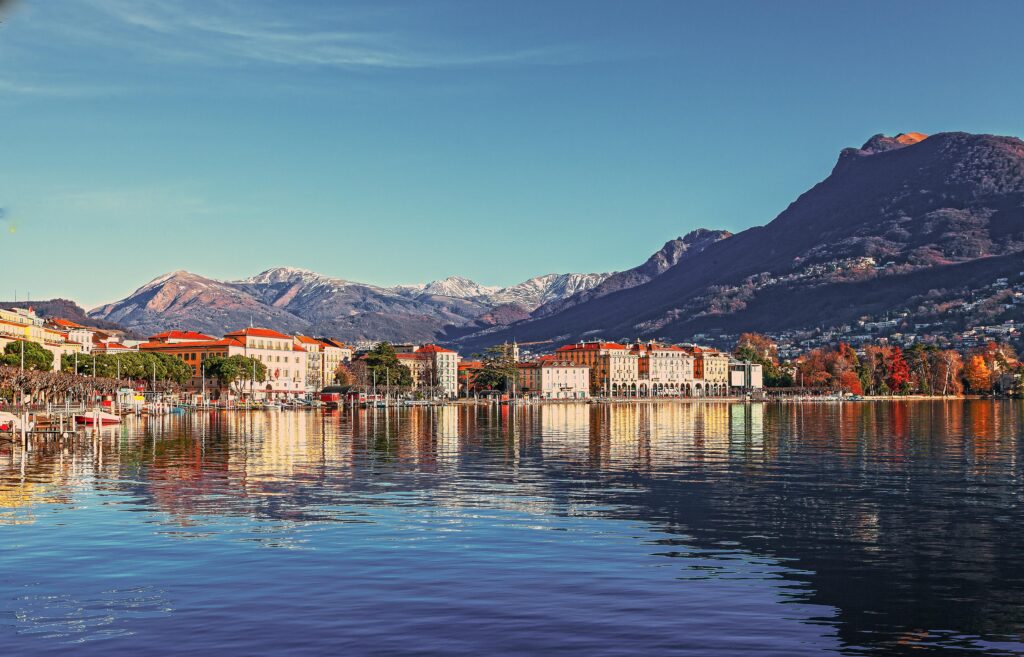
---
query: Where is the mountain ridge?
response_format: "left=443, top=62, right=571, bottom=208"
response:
left=453, top=131, right=1024, bottom=350
left=89, top=266, right=616, bottom=343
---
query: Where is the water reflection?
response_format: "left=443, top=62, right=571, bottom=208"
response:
left=2, top=401, right=1024, bottom=656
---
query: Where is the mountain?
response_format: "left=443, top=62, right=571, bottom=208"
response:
left=456, top=132, right=1024, bottom=349
left=531, top=229, right=731, bottom=317
left=0, top=299, right=130, bottom=334
left=89, top=266, right=611, bottom=343
left=90, top=270, right=312, bottom=339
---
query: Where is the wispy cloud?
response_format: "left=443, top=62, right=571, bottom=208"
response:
left=77, top=0, right=577, bottom=69
left=0, top=77, right=123, bottom=98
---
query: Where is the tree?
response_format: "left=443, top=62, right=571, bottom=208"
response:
left=935, top=350, right=964, bottom=396
left=474, top=343, right=518, bottom=391
left=734, top=333, right=790, bottom=386
left=363, top=343, right=412, bottom=387
left=203, top=355, right=267, bottom=396
left=735, top=333, right=778, bottom=363
left=837, top=370, right=863, bottom=395
left=332, top=362, right=354, bottom=388
left=1, top=341, right=54, bottom=371
left=965, top=355, right=992, bottom=393
left=886, top=347, right=910, bottom=393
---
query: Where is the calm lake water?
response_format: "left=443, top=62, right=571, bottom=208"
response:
left=3, top=401, right=1024, bottom=656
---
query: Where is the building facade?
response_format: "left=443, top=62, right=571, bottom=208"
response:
left=517, top=359, right=589, bottom=399
left=691, top=347, right=731, bottom=396
left=630, top=341, right=694, bottom=396
left=555, top=341, right=639, bottom=396
left=223, top=328, right=307, bottom=399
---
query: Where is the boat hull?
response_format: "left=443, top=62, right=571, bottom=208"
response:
left=75, top=413, right=122, bottom=426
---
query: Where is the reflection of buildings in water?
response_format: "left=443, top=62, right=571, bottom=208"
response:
left=699, top=402, right=730, bottom=451
left=226, top=412, right=313, bottom=483
left=0, top=452, right=78, bottom=525
left=605, top=403, right=642, bottom=466
left=537, top=403, right=591, bottom=445
left=434, top=405, right=459, bottom=444
left=729, top=403, right=765, bottom=448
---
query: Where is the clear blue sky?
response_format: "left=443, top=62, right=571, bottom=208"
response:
left=2, top=0, right=1023, bottom=309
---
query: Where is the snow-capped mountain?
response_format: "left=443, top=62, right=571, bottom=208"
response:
left=89, top=266, right=611, bottom=343
left=489, top=273, right=612, bottom=308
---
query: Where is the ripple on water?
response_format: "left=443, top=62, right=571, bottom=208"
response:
left=0, top=401, right=1023, bottom=656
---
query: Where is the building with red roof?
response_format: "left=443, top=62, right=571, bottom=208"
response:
left=554, top=340, right=638, bottom=396
left=628, top=341, right=695, bottom=396
left=148, top=330, right=217, bottom=344
left=516, top=359, right=589, bottom=399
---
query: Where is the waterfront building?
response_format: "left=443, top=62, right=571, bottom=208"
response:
left=690, top=346, right=731, bottom=396
left=395, top=352, right=428, bottom=389
left=516, top=359, right=590, bottom=399
left=223, top=328, right=307, bottom=399
left=294, top=335, right=329, bottom=393
left=629, top=341, right=694, bottom=396
left=392, top=344, right=461, bottom=398
left=318, top=338, right=353, bottom=385
left=728, top=360, right=764, bottom=393
left=458, top=360, right=484, bottom=397
left=555, top=341, right=639, bottom=396
left=139, top=337, right=242, bottom=390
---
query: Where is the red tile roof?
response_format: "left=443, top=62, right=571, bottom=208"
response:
left=149, top=330, right=216, bottom=341
left=556, top=341, right=626, bottom=352
left=52, top=318, right=88, bottom=329
left=224, top=327, right=293, bottom=340
left=139, top=338, right=243, bottom=350
left=630, top=342, right=687, bottom=353
left=417, top=344, right=455, bottom=354
left=318, top=338, right=353, bottom=350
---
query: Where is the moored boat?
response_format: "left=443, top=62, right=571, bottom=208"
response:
left=75, top=411, right=122, bottom=426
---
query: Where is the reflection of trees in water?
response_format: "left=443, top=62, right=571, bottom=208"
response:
left=4, top=402, right=1024, bottom=653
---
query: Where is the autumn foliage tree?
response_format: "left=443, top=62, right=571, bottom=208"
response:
left=886, top=347, right=910, bottom=393
left=734, top=333, right=791, bottom=387
left=964, top=355, right=992, bottom=393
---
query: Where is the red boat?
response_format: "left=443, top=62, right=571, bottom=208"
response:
left=75, top=411, right=122, bottom=426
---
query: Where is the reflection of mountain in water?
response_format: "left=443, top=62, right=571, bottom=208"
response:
left=4, top=401, right=1024, bottom=654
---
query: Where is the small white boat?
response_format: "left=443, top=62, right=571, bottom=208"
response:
left=75, top=411, right=122, bottom=426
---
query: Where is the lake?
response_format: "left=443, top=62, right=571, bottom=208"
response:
left=3, top=401, right=1024, bottom=656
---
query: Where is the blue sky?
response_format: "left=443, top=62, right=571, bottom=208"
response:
left=2, top=0, right=1023, bottom=308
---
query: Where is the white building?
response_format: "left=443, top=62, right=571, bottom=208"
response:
left=630, top=341, right=694, bottom=396
left=394, top=344, right=461, bottom=398
left=517, top=359, right=589, bottom=399
left=224, top=328, right=307, bottom=399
